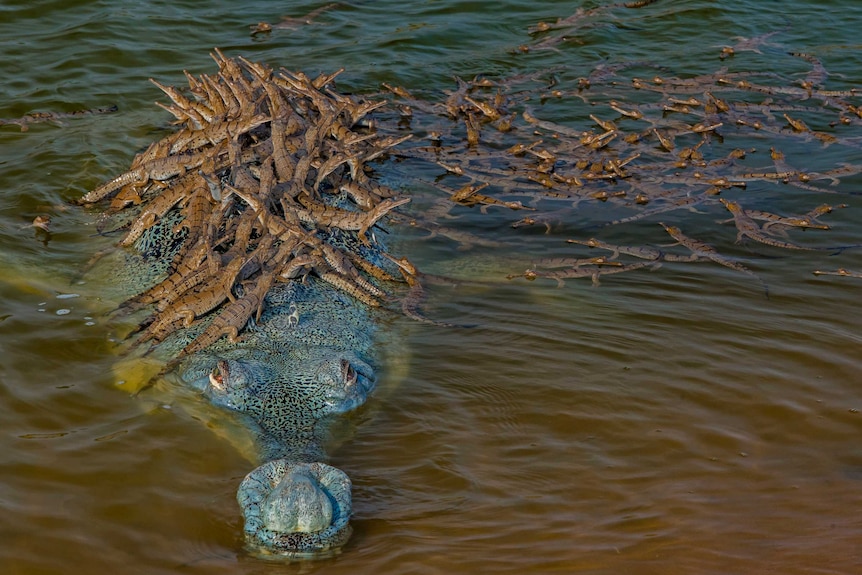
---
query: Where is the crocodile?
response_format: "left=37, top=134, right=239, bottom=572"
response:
left=81, top=52, right=417, bottom=559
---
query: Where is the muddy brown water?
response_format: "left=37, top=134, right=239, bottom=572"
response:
left=1, top=1, right=861, bottom=573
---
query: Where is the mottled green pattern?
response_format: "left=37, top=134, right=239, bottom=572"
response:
left=177, top=278, right=379, bottom=462
left=237, top=460, right=352, bottom=558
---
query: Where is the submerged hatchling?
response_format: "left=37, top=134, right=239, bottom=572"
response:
left=0, top=104, right=118, bottom=132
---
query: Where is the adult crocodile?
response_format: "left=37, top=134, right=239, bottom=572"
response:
left=81, top=52, right=418, bottom=558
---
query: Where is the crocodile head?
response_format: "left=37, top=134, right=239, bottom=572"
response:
left=181, top=351, right=372, bottom=556
left=170, top=277, right=380, bottom=556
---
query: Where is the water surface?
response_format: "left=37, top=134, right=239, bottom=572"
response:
left=1, top=1, right=861, bottom=573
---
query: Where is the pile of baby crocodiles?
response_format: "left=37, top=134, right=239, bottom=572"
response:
left=79, top=49, right=415, bottom=362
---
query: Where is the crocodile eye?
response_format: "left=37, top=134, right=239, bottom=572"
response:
left=341, top=360, right=357, bottom=387
left=209, top=360, right=228, bottom=391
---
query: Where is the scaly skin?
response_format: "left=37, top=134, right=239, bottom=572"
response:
left=187, top=339, right=376, bottom=459
left=237, top=460, right=352, bottom=557
left=171, top=272, right=385, bottom=557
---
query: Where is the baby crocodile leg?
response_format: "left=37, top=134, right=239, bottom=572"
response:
left=178, top=269, right=277, bottom=358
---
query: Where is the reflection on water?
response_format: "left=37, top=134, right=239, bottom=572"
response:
left=1, top=1, right=861, bottom=574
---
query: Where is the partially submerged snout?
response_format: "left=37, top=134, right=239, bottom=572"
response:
left=261, top=467, right=333, bottom=533
left=237, top=459, right=353, bottom=558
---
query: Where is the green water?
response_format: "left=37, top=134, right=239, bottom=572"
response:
left=2, top=1, right=862, bottom=573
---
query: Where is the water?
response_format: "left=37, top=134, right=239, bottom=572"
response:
left=2, top=1, right=862, bottom=573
